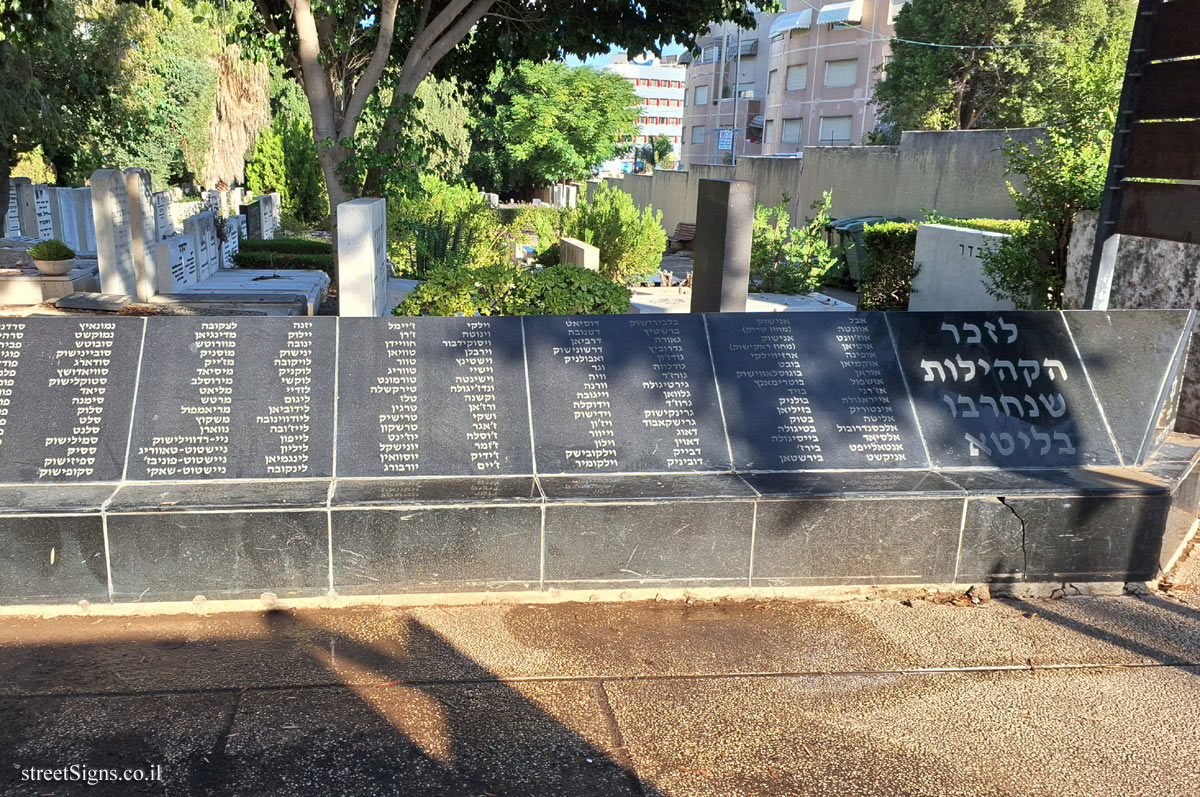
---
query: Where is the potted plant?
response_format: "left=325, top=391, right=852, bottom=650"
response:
left=28, top=239, right=76, bottom=276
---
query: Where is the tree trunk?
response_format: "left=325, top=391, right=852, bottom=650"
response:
left=0, top=149, right=10, bottom=233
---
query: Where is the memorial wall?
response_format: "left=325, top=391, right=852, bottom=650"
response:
left=0, top=310, right=1197, bottom=605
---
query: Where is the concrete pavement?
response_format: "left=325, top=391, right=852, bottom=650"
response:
left=3, top=546, right=1200, bottom=795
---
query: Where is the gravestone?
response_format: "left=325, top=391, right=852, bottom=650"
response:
left=11, top=178, right=36, bottom=238
left=124, top=168, right=158, bottom=301
left=0, top=311, right=1195, bottom=605
left=220, top=224, right=239, bottom=268
left=4, top=183, right=19, bottom=237
left=151, top=191, right=173, bottom=239
left=233, top=214, right=248, bottom=241
left=336, top=198, right=388, bottom=316
left=74, top=188, right=97, bottom=253
left=49, top=188, right=81, bottom=252
left=32, top=185, right=54, bottom=241
left=265, top=192, right=281, bottom=238
left=90, top=169, right=138, bottom=296
left=558, top=237, right=599, bottom=271
left=154, top=234, right=200, bottom=292
left=240, top=201, right=263, bottom=239
left=909, top=224, right=1016, bottom=311
left=183, top=211, right=220, bottom=280
left=229, top=187, right=244, bottom=213
left=690, top=179, right=755, bottom=313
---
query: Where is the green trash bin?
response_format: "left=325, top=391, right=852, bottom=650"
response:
left=827, top=215, right=906, bottom=284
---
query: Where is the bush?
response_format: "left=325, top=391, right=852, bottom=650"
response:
left=392, top=264, right=631, bottom=317
left=566, top=183, right=665, bottom=285
left=28, top=239, right=75, bottom=261
left=232, top=250, right=334, bottom=280
left=387, top=177, right=507, bottom=278
left=859, top=222, right=918, bottom=310
left=239, top=237, right=331, bottom=256
left=749, top=192, right=838, bottom=295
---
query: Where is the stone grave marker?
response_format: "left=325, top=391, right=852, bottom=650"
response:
left=151, top=191, right=173, bottom=239
left=32, top=185, right=54, bottom=240
left=183, top=211, right=220, bottom=280
left=154, top=234, right=199, bottom=292
left=336, top=198, right=388, bottom=317
left=707, top=313, right=927, bottom=470
left=73, top=188, right=97, bottom=252
left=240, top=201, right=263, bottom=239
left=229, top=187, right=244, bottom=213
left=124, top=168, right=158, bottom=301
left=11, top=178, right=36, bottom=238
left=524, top=315, right=730, bottom=473
left=4, top=183, right=19, bottom=237
left=0, top=317, right=142, bottom=483
left=234, top=214, right=248, bottom=240
left=125, top=317, right=336, bottom=480
left=335, top=316, right=534, bottom=477
left=220, top=224, right=239, bottom=268
left=90, top=169, right=138, bottom=296
left=908, top=224, right=1016, bottom=311
left=265, top=193, right=281, bottom=238
left=49, top=188, right=81, bottom=252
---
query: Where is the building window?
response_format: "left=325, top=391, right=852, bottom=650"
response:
left=819, top=115, right=853, bottom=144
left=890, top=0, right=910, bottom=23
left=824, top=58, right=858, bottom=88
left=738, top=84, right=756, bottom=99
left=786, top=64, right=807, bottom=92
left=692, top=126, right=706, bottom=145
left=781, top=118, right=803, bottom=144
left=763, top=119, right=776, bottom=144
left=767, top=69, right=780, bottom=95
left=770, top=33, right=785, bottom=56
left=694, top=85, right=709, bottom=105
left=702, top=45, right=720, bottom=64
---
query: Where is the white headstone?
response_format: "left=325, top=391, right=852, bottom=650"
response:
left=151, top=191, right=173, bottom=239
left=154, top=234, right=199, bottom=292
left=90, top=169, right=138, bottom=296
left=908, top=224, right=1017, bottom=311
left=73, top=188, right=96, bottom=253
left=220, top=225, right=239, bottom=268
left=183, top=211, right=220, bottom=281
left=337, top=197, right=388, bottom=317
left=12, top=178, right=35, bottom=237
left=124, top=168, right=158, bottom=301
left=32, top=185, right=54, bottom=240
left=49, top=188, right=81, bottom=252
left=229, top=187, right=244, bottom=213
left=232, top=214, right=248, bottom=241
left=265, top=192, right=281, bottom=239
left=4, top=183, right=20, bottom=238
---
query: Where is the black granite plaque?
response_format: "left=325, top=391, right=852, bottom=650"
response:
left=336, top=317, right=533, bottom=477
left=126, top=317, right=335, bottom=480
left=0, top=318, right=141, bottom=483
left=524, top=315, right=729, bottom=474
left=888, top=312, right=1121, bottom=469
left=1063, top=309, right=1194, bottom=466
left=240, top=202, right=262, bottom=239
left=706, top=312, right=927, bottom=470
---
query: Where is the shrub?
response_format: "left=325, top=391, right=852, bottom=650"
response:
left=239, top=237, right=331, bottom=256
left=566, top=183, right=665, bottom=285
left=387, top=176, right=507, bottom=277
left=28, top=239, right=75, bottom=261
left=392, top=264, right=631, bottom=316
left=749, top=192, right=838, bottom=295
left=859, top=222, right=918, bottom=310
left=232, top=250, right=335, bottom=280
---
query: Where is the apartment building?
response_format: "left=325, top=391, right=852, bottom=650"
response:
left=681, top=0, right=905, bottom=166
left=603, top=53, right=687, bottom=173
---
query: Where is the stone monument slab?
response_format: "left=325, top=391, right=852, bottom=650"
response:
left=11, top=178, right=35, bottom=238
left=73, top=188, right=97, bottom=252
left=706, top=313, right=928, bottom=470
left=335, top=316, right=533, bottom=477
left=124, top=168, right=158, bottom=300
left=525, top=315, right=730, bottom=473
left=4, top=183, right=19, bottom=237
left=336, top=198, right=388, bottom=317
left=152, top=191, right=173, bottom=239
left=240, top=201, right=263, bottom=239
left=49, top=188, right=81, bottom=252
left=32, top=185, right=54, bottom=241
left=154, top=234, right=199, bottom=292
left=909, top=224, right=1016, bottom=311
left=183, top=211, right=220, bottom=280
left=125, top=317, right=336, bottom=480
left=90, top=170, right=137, bottom=296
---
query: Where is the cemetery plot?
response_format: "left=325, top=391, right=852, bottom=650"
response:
left=525, top=315, right=730, bottom=474
left=126, top=317, right=335, bottom=480
left=0, top=318, right=141, bottom=483
left=706, top=313, right=927, bottom=471
left=335, top=316, right=534, bottom=477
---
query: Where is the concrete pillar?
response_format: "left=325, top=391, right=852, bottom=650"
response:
left=689, top=179, right=755, bottom=313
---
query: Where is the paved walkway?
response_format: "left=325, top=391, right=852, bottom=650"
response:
left=3, top=541, right=1200, bottom=795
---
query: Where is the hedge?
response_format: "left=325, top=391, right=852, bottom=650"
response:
left=232, top=250, right=335, bottom=280
left=859, top=222, right=918, bottom=311
left=238, top=237, right=332, bottom=256
left=393, top=264, right=631, bottom=317
left=939, top=217, right=1029, bottom=236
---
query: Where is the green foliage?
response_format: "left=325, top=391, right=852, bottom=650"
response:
left=232, top=249, right=334, bottom=279
left=875, top=0, right=1133, bottom=131
left=246, top=77, right=328, bottom=225
left=859, top=222, right=919, bottom=311
left=504, top=205, right=575, bottom=257
left=238, top=237, right=331, bottom=255
left=11, top=147, right=54, bottom=183
left=640, top=135, right=675, bottom=171
left=566, top=183, right=665, bottom=285
left=749, top=192, right=838, bottom=295
left=245, top=122, right=287, bottom=201
left=466, top=62, right=640, bottom=194
left=28, top=239, right=74, bottom=260
left=392, top=264, right=631, bottom=317
left=387, top=176, right=506, bottom=278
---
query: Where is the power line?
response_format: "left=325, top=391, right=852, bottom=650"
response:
left=787, top=0, right=1070, bottom=50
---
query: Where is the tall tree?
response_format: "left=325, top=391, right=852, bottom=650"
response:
left=873, top=0, right=1133, bottom=131
left=238, top=0, right=772, bottom=213
left=466, top=62, right=639, bottom=194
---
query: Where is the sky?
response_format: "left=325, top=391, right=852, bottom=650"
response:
left=566, top=41, right=688, bottom=68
